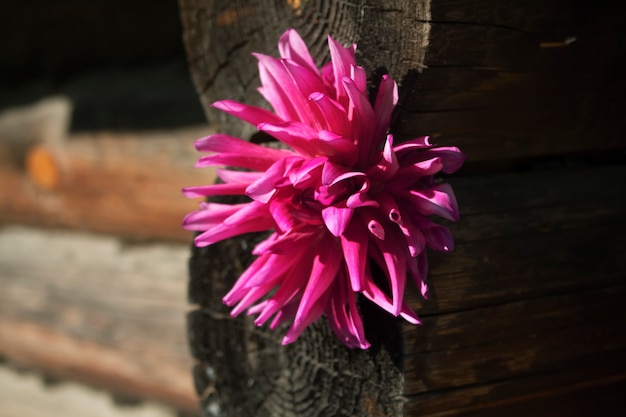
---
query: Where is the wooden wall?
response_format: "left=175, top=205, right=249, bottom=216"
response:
left=0, top=1, right=209, bottom=415
left=181, top=1, right=626, bottom=416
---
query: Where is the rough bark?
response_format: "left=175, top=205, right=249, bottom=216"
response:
left=179, top=0, right=430, bottom=139
left=180, top=2, right=430, bottom=416
left=180, top=1, right=626, bottom=416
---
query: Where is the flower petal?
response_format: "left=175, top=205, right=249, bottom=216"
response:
left=339, top=220, right=369, bottom=292
left=258, top=121, right=329, bottom=156
left=278, top=29, right=318, bottom=74
left=407, top=183, right=460, bottom=222
left=393, top=136, right=432, bottom=154
left=283, top=235, right=341, bottom=344
left=216, top=169, right=263, bottom=184
left=322, top=205, right=354, bottom=237
left=373, top=75, right=398, bottom=142
left=182, top=203, right=247, bottom=231
left=194, top=202, right=273, bottom=247
left=327, top=35, right=357, bottom=104
left=371, top=225, right=408, bottom=315
left=308, top=92, right=348, bottom=133
left=195, top=152, right=277, bottom=171
left=343, top=77, right=376, bottom=166
left=195, top=134, right=293, bottom=160
left=212, top=100, right=283, bottom=126
left=182, top=183, right=248, bottom=198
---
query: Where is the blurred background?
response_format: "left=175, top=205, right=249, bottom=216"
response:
left=0, top=1, right=213, bottom=416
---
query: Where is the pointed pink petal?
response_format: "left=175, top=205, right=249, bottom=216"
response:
left=327, top=35, right=356, bottom=104
left=321, top=160, right=347, bottom=185
left=388, top=158, right=444, bottom=191
left=408, top=183, right=460, bottom=222
left=361, top=277, right=421, bottom=324
left=308, top=92, right=349, bottom=136
left=399, top=302, right=422, bottom=324
left=317, top=130, right=358, bottom=165
left=212, top=100, right=283, bottom=126
left=182, top=203, right=247, bottom=231
left=278, top=29, right=318, bottom=74
left=360, top=209, right=386, bottom=240
left=195, top=153, right=277, bottom=171
left=327, top=273, right=370, bottom=349
left=195, top=134, right=293, bottom=160
left=344, top=288, right=370, bottom=348
left=367, top=135, right=399, bottom=180
left=283, top=59, right=327, bottom=119
left=373, top=75, right=398, bottom=142
left=253, top=227, right=317, bottom=255
left=282, top=242, right=339, bottom=344
left=258, top=121, right=331, bottom=156
left=194, top=202, right=273, bottom=247
left=256, top=53, right=317, bottom=124
left=393, top=136, right=432, bottom=154
left=224, top=256, right=269, bottom=302
left=216, top=169, right=263, bottom=184
left=322, top=205, right=354, bottom=237
left=288, top=156, right=325, bottom=188
left=416, top=146, right=466, bottom=174
left=350, top=64, right=367, bottom=94
left=339, top=220, right=369, bottom=292
left=346, top=178, right=376, bottom=208
left=417, top=254, right=429, bottom=299
left=415, top=218, right=455, bottom=252
left=371, top=225, right=408, bottom=315
left=228, top=285, right=270, bottom=317
left=245, top=157, right=289, bottom=203
left=252, top=267, right=305, bottom=326
left=268, top=193, right=299, bottom=233
left=343, top=77, right=376, bottom=166
left=182, top=183, right=248, bottom=198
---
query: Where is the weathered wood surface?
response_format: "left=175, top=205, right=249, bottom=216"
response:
left=0, top=365, right=180, bottom=417
left=180, top=0, right=430, bottom=140
left=0, top=96, right=214, bottom=241
left=402, top=165, right=626, bottom=416
left=395, top=0, right=626, bottom=162
left=0, top=226, right=198, bottom=414
left=180, top=1, right=626, bottom=416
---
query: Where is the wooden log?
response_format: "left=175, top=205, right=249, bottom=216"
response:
left=0, top=95, right=214, bottom=241
left=179, top=0, right=430, bottom=140
left=0, top=366, right=179, bottom=417
left=0, top=226, right=198, bottom=413
left=179, top=1, right=626, bottom=416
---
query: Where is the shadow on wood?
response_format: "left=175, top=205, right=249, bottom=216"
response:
left=180, top=1, right=626, bottom=416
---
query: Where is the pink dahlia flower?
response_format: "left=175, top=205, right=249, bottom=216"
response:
left=183, top=29, right=464, bottom=349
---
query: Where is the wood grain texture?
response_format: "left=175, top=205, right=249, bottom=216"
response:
left=180, top=1, right=431, bottom=416
left=179, top=1, right=626, bottom=416
left=186, top=197, right=406, bottom=417
left=0, top=366, right=179, bottom=417
left=0, top=226, right=197, bottom=413
left=394, top=0, right=626, bottom=162
left=179, top=0, right=430, bottom=139
left=0, top=101, right=214, bottom=241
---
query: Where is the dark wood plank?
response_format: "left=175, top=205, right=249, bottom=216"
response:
left=179, top=1, right=626, bottom=416
left=394, top=0, right=626, bottom=162
left=398, top=165, right=626, bottom=414
left=179, top=0, right=430, bottom=139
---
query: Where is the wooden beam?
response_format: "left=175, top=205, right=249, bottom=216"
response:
left=0, top=97, right=215, bottom=241
left=0, top=226, right=197, bottom=413
left=178, top=1, right=626, bottom=416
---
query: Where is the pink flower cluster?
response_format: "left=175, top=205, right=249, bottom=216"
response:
left=183, top=29, right=464, bottom=349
